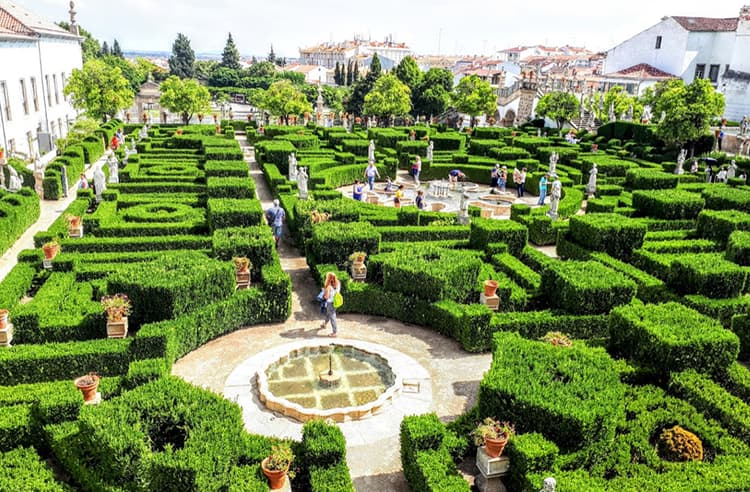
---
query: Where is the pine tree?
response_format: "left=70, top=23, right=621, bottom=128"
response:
left=100, top=41, right=110, bottom=57
left=334, top=62, right=341, bottom=85
left=352, top=60, right=360, bottom=82
left=221, top=33, right=241, bottom=70
left=346, top=61, right=353, bottom=86
left=369, top=53, right=382, bottom=78
left=168, top=33, right=195, bottom=79
left=267, top=45, right=276, bottom=64
left=112, top=39, right=123, bottom=58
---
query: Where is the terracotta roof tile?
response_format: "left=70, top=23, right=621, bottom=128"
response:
left=608, top=63, right=676, bottom=79
left=672, top=16, right=738, bottom=32
left=0, top=7, right=34, bottom=36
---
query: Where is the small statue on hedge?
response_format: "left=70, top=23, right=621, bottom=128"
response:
left=368, top=140, right=375, bottom=161
left=93, top=165, right=106, bottom=202
left=288, top=153, right=298, bottom=181
left=675, top=148, right=686, bottom=175
left=548, top=173, right=562, bottom=220
left=107, top=154, right=119, bottom=184
left=297, top=166, right=308, bottom=199
left=586, top=164, right=597, bottom=198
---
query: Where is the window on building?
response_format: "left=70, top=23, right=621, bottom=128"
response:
left=0, top=81, right=11, bottom=121
left=30, top=77, right=39, bottom=112
left=655, top=36, right=662, bottom=49
left=45, top=75, right=52, bottom=106
left=20, top=79, right=29, bottom=115
left=53, top=74, right=59, bottom=105
left=708, top=64, right=720, bottom=83
left=694, top=64, right=706, bottom=80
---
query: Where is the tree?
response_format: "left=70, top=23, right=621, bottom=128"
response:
left=221, top=33, right=241, bottom=70
left=258, top=80, right=311, bottom=123
left=209, top=67, right=241, bottom=87
left=112, top=39, right=123, bottom=58
left=584, top=86, right=641, bottom=122
left=346, top=55, right=382, bottom=116
left=100, top=55, right=145, bottom=93
left=346, top=61, right=354, bottom=86
left=334, top=62, right=343, bottom=86
left=194, top=60, right=218, bottom=83
left=393, top=56, right=422, bottom=91
left=134, top=57, right=168, bottom=82
left=535, top=91, right=580, bottom=128
left=413, top=68, right=453, bottom=117
left=363, top=74, right=411, bottom=123
left=452, top=75, right=497, bottom=126
left=645, top=78, right=725, bottom=151
left=100, top=41, right=110, bottom=57
left=267, top=45, right=276, bottom=64
left=368, top=53, right=382, bottom=78
left=55, top=116, right=100, bottom=153
left=168, top=33, right=195, bottom=79
left=64, top=59, right=134, bottom=121
left=352, top=61, right=360, bottom=82
left=159, top=76, right=211, bottom=125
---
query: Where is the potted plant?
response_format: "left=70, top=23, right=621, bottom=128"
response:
left=261, top=443, right=294, bottom=490
left=472, top=418, right=515, bottom=458
left=42, top=240, right=60, bottom=261
left=349, top=252, right=367, bottom=264
left=483, top=279, right=499, bottom=297
left=233, top=257, right=252, bottom=289
left=0, top=309, right=8, bottom=329
left=349, top=252, right=367, bottom=281
left=101, top=293, right=132, bottom=338
left=176, top=128, right=183, bottom=136
left=541, top=331, right=573, bottom=347
left=0, top=308, right=11, bottom=346
left=74, top=372, right=101, bottom=403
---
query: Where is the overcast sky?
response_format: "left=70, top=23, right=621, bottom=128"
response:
left=29, top=0, right=744, bottom=57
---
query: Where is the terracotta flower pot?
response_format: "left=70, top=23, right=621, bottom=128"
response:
left=74, top=374, right=100, bottom=402
left=484, top=279, right=499, bottom=297
left=261, top=457, right=288, bottom=490
left=42, top=244, right=59, bottom=260
left=0, top=310, right=8, bottom=329
left=68, top=216, right=82, bottom=228
left=484, top=435, right=508, bottom=458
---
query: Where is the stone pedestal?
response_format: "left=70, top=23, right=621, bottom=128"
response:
left=42, top=259, right=53, bottom=270
left=350, top=263, right=367, bottom=282
left=236, top=271, right=251, bottom=290
left=68, top=225, right=84, bottom=238
left=84, top=392, right=102, bottom=405
left=475, top=447, right=509, bottom=492
left=106, top=318, right=128, bottom=339
left=0, top=322, right=13, bottom=347
left=457, top=214, right=470, bottom=225
left=480, top=293, right=500, bottom=311
left=367, top=195, right=379, bottom=204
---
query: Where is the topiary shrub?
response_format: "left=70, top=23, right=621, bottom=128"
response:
left=632, top=189, right=705, bottom=220
left=469, top=218, right=528, bottom=255
left=568, top=213, right=646, bottom=261
left=697, top=209, right=750, bottom=244
left=625, top=168, right=678, bottom=190
left=657, top=425, right=703, bottom=462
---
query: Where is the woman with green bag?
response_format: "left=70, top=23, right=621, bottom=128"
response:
left=320, top=272, right=342, bottom=337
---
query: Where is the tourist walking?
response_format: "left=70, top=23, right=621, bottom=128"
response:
left=394, top=184, right=404, bottom=208
left=490, top=164, right=500, bottom=192
left=415, top=189, right=425, bottom=210
left=411, top=156, right=422, bottom=186
left=265, top=199, right=286, bottom=248
left=78, top=173, right=89, bottom=190
left=364, top=160, right=380, bottom=190
left=320, top=272, right=341, bottom=337
left=499, top=166, right=507, bottom=193
left=538, top=173, right=548, bottom=205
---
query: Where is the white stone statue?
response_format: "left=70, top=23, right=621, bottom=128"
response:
left=740, top=116, right=748, bottom=136
left=641, top=106, right=652, bottom=124
left=626, top=104, right=634, bottom=122
left=130, top=138, right=137, bottom=152
left=297, top=166, right=308, bottom=199
left=138, top=125, right=148, bottom=140
left=426, top=141, right=434, bottom=161
left=288, top=152, right=298, bottom=181
left=537, top=128, right=542, bottom=137
left=549, top=152, right=559, bottom=174
left=93, top=165, right=106, bottom=201
left=541, top=477, right=556, bottom=492
left=548, top=174, right=562, bottom=220
left=608, top=103, right=616, bottom=123
left=32, top=156, right=44, bottom=196
left=586, top=163, right=597, bottom=197
left=368, top=140, right=375, bottom=161
left=60, top=165, right=69, bottom=198
left=8, top=166, right=22, bottom=192
left=107, top=154, right=119, bottom=183
left=729, top=160, right=738, bottom=179
left=675, top=148, right=687, bottom=175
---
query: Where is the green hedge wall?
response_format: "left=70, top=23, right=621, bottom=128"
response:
left=610, top=302, right=739, bottom=376
left=702, top=186, right=750, bottom=213
left=669, top=253, right=747, bottom=298
left=469, top=218, right=528, bottom=256
left=569, top=213, right=646, bottom=261
left=207, top=198, right=264, bottom=231
left=478, top=331, right=625, bottom=451
left=624, top=168, right=678, bottom=190
left=0, top=446, right=69, bottom=490
left=631, top=189, right=705, bottom=220
left=727, top=230, right=750, bottom=266
left=0, top=189, right=40, bottom=257
left=697, top=209, right=750, bottom=244
left=540, top=260, right=636, bottom=315
left=309, top=221, right=381, bottom=267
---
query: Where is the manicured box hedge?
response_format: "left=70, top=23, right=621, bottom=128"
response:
left=727, top=230, right=750, bottom=266
left=0, top=446, right=68, bottom=490
left=207, top=198, right=264, bottom=230
left=670, top=252, right=748, bottom=298
left=309, top=221, right=381, bottom=267
left=702, top=186, right=750, bottom=213
left=697, top=209, right=750, bottom=243
left=568, top=213, right=646, bottom=261
left=469, top=218, right=528, bottom=256
left=541, top=260, right=636, bottom=314
left=479, top=331, right=625, bottom=451
left=624, top=168, right=678, bottom=190
left=0, top=189, right=40, bottom=258
left=610, top=302, right=739, bottom=376
left=631, top=189, right=705, bottom=220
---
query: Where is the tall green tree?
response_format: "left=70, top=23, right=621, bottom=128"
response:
left=363, top=74, right=411, bottom=124
left=644, top=78, right=725, bottom=151
left=221, top=33, right=241, bottom=70
left=194, top=60, right=218, bottom=83
left=585, top=86, right=642, bottom=122
left=159, top=76, right=211, bottom=125
left=452, top=75, right=497, bottom=126
left=101, top=55, right=145, bottom=93
left=346, top=55, right=382, bottom=116
left=259, top=80, right=311, bottom=123
left=535, top=91, right=580, bottom=128
left=267, top=45, right=276, bottom=64
left=112, top=39, right=123, bottom=58
left=346, top=61, right=354, bottom=86
left=352, top=61, right=360, bottom=82
left=334, top=62, right=343, bottom=86
left=168, top=33, right=195, bottom=79
left=393, top=56, right=422, bottom=91
left=413, top=67, right=453, bottom=117
left=100, top=41, right=110, bottom=57
left=64, top=59, right=134, bottom=121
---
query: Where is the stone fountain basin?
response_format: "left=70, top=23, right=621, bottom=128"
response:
left=257, top=342, right=403, bottom=423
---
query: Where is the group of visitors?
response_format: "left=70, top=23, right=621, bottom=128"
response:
left=110, top=128, right=125, bottom=151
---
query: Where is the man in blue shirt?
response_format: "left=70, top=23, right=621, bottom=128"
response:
left=265, top=199, right=286, bottom=248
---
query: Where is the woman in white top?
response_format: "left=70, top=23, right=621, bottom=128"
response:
left=320, top=272, right=341, bottom=336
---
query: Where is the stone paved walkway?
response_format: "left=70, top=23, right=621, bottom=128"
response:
left=170, top=137, right=493, bottom=491
left=0, top=155, right=108, bottom=283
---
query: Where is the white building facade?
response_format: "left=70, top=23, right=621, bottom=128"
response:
left=299, top=37, right=412, bottom=70
left=0, top=0, right=82, bottom=161
left=604, top=7, right=750, bottom=120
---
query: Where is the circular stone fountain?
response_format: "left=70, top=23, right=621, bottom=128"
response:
left=257, top=343, right=402, bottom=422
